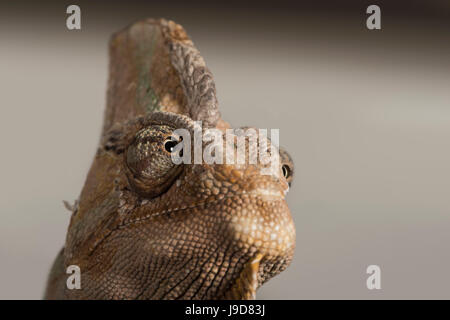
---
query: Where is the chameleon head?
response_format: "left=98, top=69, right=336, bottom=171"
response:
left=119, top=111, right=296, bottom=299
left=56, top=19, right=295, bottom=301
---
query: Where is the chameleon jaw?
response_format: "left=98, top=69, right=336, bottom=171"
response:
left=221, top=253, right=263, bottom=300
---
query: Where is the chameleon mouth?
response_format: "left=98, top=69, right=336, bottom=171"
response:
left=119, top=190, right=288, bottom=228
left=248, top=188, right=285, bottom=201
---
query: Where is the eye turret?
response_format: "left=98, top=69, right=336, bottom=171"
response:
left=279, top=148, right=294, bottom=187
left=125, top=125, right=183, bottom=198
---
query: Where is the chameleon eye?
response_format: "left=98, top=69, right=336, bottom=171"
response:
left=164, top=136, right=183, bottom=154
left=282, top=164, right=291, bottom=179
left=164, top=139, right=178, bottom=153
left=125, top=125, right=182, bottom=198
left=279, top=148, right=294, bottom=187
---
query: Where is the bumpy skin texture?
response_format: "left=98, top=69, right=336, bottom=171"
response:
left=44, top=19, right=295, bottom=300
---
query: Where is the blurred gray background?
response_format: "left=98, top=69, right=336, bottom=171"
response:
left=0, top=0, right=449, bottom=299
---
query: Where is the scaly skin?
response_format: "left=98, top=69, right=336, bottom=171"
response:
left=44, top=19, right=295, bottom=300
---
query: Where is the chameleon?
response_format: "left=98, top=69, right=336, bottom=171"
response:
left=44, top=18, right=296, bottom=300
